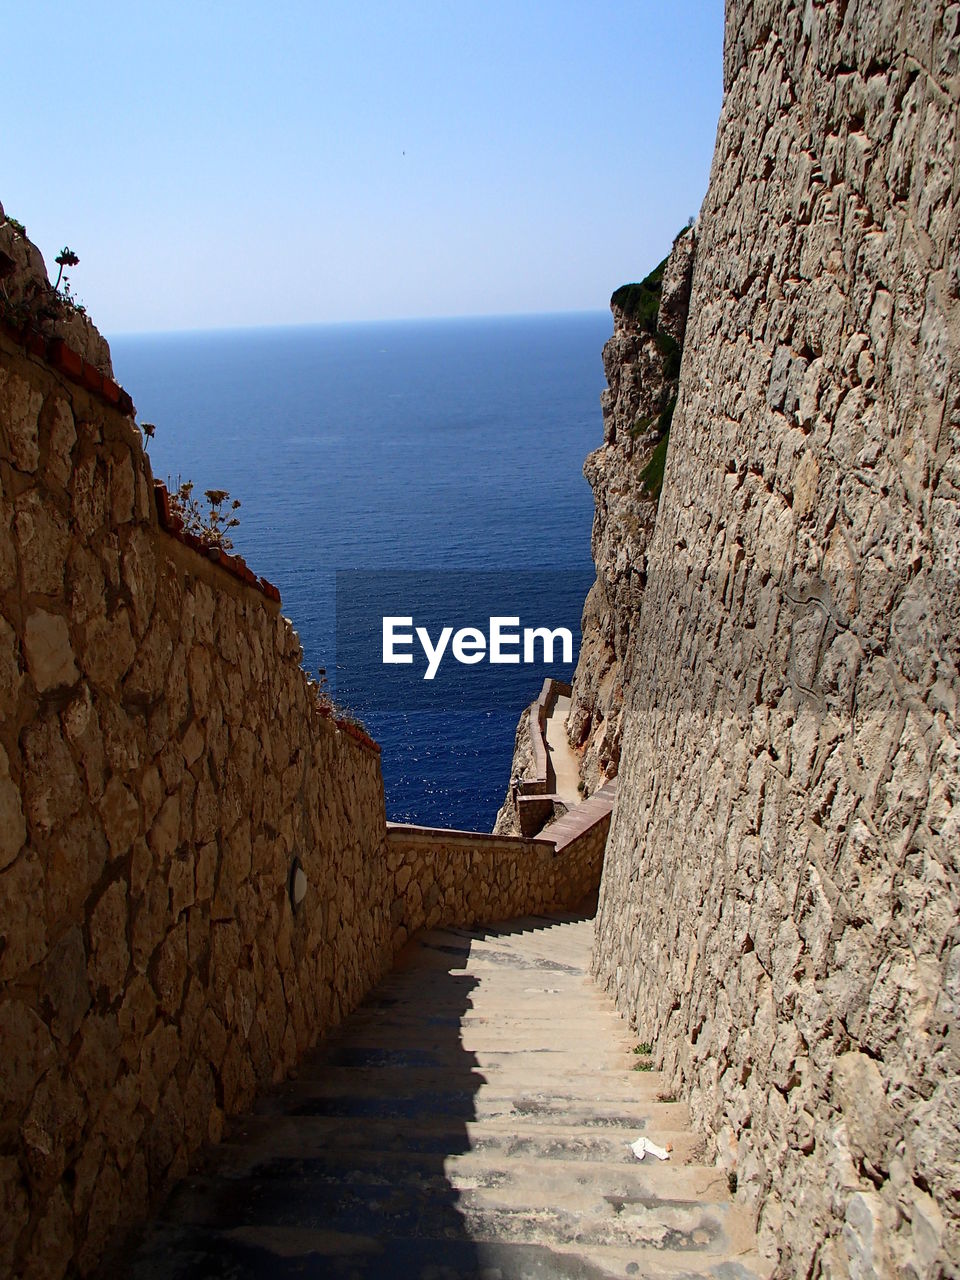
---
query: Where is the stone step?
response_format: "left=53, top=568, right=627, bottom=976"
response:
left=297, top=1048, right=650, bottom=1075
left=306, top=1054, right=640, bottom=1076
left=324, top=1002, right=630, bottom=1025
left=157, top=1166, right=755, bottom=1257
left=293, top=1055, right=662, bottom=1080
left=215, top=1113, right=708, bottom=1168
left=127, top=1220, right=769, bottom=1279
left=313, top=1020, right=639, bottom=1045
left=201, top=1142, right=730, bottom=1203
left=264, top=1066, right=677, bottom=1107
left=316, top=1020, right=635, bottom=1038
left=253, top=1083, right=691, bottom=1130
left=120, top=917, right=767, bottom=1280
left=325, top=1028, right=633, bottom=1051
left=412, top=960, right=595, bottom=972
left=316, top=1046, right=640, bottom=1066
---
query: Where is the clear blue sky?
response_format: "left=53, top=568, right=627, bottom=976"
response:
left=5, top=2, right=723, bottom=334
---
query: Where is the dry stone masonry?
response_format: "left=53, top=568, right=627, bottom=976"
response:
left=0, top=324, right=393, bottom=1277
left=589, top=2, right=959, bottom=1275
left=0, top=238, right=615, bottom=1277
left=387, top=785, right=614, bottom=940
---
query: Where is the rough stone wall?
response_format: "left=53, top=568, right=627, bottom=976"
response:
left=566, top=229, right=696, bottom=793
left=494, top=678, right=570, bottom=837
left=593, top=2, right=959, bottom=1276
left=389, top=788, right=614, bottom=937
left=0, top=330, right=393, bottom=1277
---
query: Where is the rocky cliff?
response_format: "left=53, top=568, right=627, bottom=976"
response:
left=589, top=1, right=959, bottom=1276
left=493, top=231, right=697, bottom=834
left=566, top=228, right=696, bottom=794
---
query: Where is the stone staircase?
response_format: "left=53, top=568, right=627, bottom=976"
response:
left=121, top=916, right=771, bottom=1279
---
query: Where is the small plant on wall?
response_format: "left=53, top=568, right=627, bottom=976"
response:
left=167, top=477, right=242, bottom=551
left=0, top=215, right=87, bottom=325
left=53, top=246, right=79, bottom=291
left=203, top=488, right=242, bottom=548
left=51, top=246, right=86, bottom=315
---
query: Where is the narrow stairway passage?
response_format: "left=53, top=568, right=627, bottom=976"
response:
left=121, top=916, right=770, bottom=1279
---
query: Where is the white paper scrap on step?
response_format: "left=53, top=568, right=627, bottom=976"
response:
left=629, top=1136, right=671, bottom=1161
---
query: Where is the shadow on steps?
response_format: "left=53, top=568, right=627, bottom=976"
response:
left=115, top=914, right=604, bottom=1280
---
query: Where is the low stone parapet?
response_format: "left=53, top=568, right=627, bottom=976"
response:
left=386, top=778, right=616, bottom=947
left=519, top=677, right=572, bottom=797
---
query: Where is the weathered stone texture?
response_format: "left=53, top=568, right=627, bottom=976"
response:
left=0, top=330, right=391, bottom=1276
left=591, top=2, right=959, bottom=1276
left=387, top=797, right=611, bottom=949
left=0, top=204, right=114, bottom=378
left=1, top=311, right=616, bottom=1276
left=492, top=705, right=536, bottom=835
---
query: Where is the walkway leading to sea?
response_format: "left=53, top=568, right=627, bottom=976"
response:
left=123, top=916, right=770, bottom=1279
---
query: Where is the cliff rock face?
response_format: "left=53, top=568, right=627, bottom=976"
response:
left=566, top=229, right=696, bottom=793
left=592, top=2, right=959, bottom=1276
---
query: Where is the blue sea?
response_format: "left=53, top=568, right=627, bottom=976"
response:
left=110, top=313, right=610, bottom=831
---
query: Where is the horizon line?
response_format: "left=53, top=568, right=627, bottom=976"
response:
left=106, top=305, right=614, bottom=342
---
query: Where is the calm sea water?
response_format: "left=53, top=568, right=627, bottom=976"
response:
left=110, top=313, right=610, bottom=830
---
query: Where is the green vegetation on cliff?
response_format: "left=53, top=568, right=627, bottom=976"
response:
left=610, top=255, right=668, bottom=333
left=614, top=249, right=685, bottom=506
left=639, top=412, right=673, bottom=501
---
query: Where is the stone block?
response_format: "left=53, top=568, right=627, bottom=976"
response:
left=98, top=776, right=140, bottom=859
left=0, top=851, right=45, bottom=982
left=81, top=609, right=137, bottom=688
left=0, top=744, right=26, bottom=871
left=147, top=794, right=180, bottom=862
left=21, top=1183, right=72, bottom=1280
left=21, top=1067, right=84, bottom=1186
left=72, top=1012, right=121, bottom=1104
left=88, top=880, right=130, bottom=1000
left=151, top=921, right=188, bottom=1019
left=0, top=367, right=43, bottom=472
left=23, top=611, right=78, bottom=693
left=0, top=1000, right=55, bottom=1121
left=42, top=396, right=76, bottom=489
left=40, top=927, right=90, bottom=1045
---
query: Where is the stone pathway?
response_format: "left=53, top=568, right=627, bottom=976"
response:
left=545, top=693, right=582, bottom=806
left=122, top=917, right=770, bottom=1279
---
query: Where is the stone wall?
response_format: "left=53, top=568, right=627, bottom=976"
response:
left=0, top=327, right=396, bottom=1277
left=389, top=780, right=617, bottom=938
left=592, top=2, right=959, bottom=1275
left=0, top=308, right=619, bottom=1276
left=494, top=678, right=572, bottom=837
